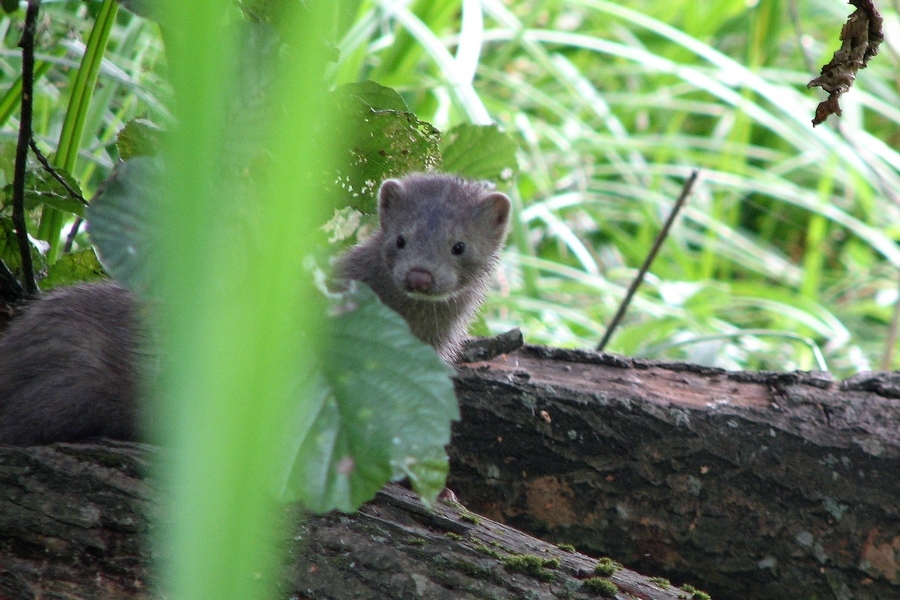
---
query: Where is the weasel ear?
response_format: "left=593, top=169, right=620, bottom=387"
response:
left=479, top=192, right=511, bottom=230
left=378, top=179, right=405, bottom=211
left=378, top=179, right=406, bottom=228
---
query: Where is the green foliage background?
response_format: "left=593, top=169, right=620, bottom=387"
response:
left=1, top=1, right=900, bottom=597
left=4, top=0, right=899, bottom=378
left=329, top=0, right=900, bottom=376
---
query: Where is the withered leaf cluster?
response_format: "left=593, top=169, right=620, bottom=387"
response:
left=807, top=0, right=883, bottom=126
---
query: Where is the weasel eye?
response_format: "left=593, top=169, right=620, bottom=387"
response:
left=451, top=242, right=465, bottom=255
left=396, top=235, right=406, bottom=249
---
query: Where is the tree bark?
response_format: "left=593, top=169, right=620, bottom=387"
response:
left=449, top=345, right=900, bottom=600
left=0, top=443, right=684, bottom=600
left=0, top=441, right=155, bottom=599
left=1, top=344, right=899, bottom=600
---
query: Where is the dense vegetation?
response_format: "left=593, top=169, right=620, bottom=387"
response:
left=3, top=1, right=900, bottom=376
left=1, top=2, right=898, bottom=597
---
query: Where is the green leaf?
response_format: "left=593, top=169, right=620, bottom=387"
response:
left=87, top=157, right=160, bottom=296
left=335, top=82, right=442, bottom=213
left=0, top=217, right=45, bottom=281
left=38, top=0, right=119, bottom=264
left=117, top=118, right=162, bottom=160
left=340, top=80, right=410, bottom=113
left=117, top=0, right=160, bottom=21
left=440, top=123, right=519, bottom=182
left=1, top=166, right=85, bottom=217
left=40, top=248, right=107, bottom=290
left=282, top=284, right=459, bottom=512
left=0, top=142, right=15, bottom=186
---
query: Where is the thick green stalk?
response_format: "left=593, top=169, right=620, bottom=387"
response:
left=37, top=0, right=119, bottom=263
left=153, top=2, right=335, bottom=599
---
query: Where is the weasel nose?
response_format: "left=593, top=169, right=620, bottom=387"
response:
left=405, top=269, right=434, bottom=293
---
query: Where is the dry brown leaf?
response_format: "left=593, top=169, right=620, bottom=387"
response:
left=807, top=0, right=883, bottom=126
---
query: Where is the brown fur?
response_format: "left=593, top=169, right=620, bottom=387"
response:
left=336, top=173, right=511, bottom=360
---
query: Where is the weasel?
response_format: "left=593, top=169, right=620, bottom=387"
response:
left=336, top=173, right=511, bottom=360
left=0, top=173, right=510, bottom=445
left=0, top=282, right=142, bottom=445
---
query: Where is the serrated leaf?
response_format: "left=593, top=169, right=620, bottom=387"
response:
left=41, top=248, right=107, bottom=290
left=441, top=123, right=519, bottom=182
left=87, top=157, right=161, bottom=296
left=282, top=284, right=459, bottom=512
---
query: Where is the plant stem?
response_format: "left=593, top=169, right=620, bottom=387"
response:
left=37, top=0, right=119, bottom=264
left=29, top=139, right=87, bottom=206
left=11, top=0, right=42, bottom=297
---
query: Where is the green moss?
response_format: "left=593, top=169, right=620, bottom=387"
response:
left=593, top=557, right=620, bottom=576
left=649, top=576, right=672, bottom=589
left=582, top=577, right=618, bottom=597
left=459, top=510, right=482, bottom=525
left=501, top=554, right=559, bottom=582
left=485, top=540, right=514, bottom=554
left=680, top=583, right=711, bottom=600
left=404, top=537, right=426, bottom=546
left=446, top=532, right=463, bottom=541
left=450, top=559, right=492, bottom=580
left=472, top=541, right=502, bottom=560
left=556, top=543, right=576, bottom=553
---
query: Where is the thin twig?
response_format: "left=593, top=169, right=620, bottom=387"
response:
left=29, top=139, right=88, bottom=206
left=11, top=0, right=42, bottom=297
left=596, top=170, right=699, bottom=352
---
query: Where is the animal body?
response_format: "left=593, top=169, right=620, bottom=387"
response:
left=336, top=173, right=511, bottom=360
left=0, top=282, right=142, bottom=445
left=0, top=173, right=510, bottom=445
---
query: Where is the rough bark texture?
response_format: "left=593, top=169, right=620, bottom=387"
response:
left=1, top=344, right=899, bottom=600
left=0, top=441, right=155, bottom=599
left=449, top=345, right=900, bottom=600
left=0, top=443, right=684, bottom=600
left=288, top=484, right=687, bottom=599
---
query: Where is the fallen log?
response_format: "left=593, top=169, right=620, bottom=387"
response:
left=2, top=344, right=897, bottom=599
left=449, top=345, right=900, bottom=600
left=0, top=442, right=689, bottom=599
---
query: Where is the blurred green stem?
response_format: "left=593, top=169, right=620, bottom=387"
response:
left=645, top=329, right=828, bottom=371
left=881, top=272, right=900, bottom=371
left=0, top=56, right=55, bottom=127
left=153, top=2, right=336, bottom=599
